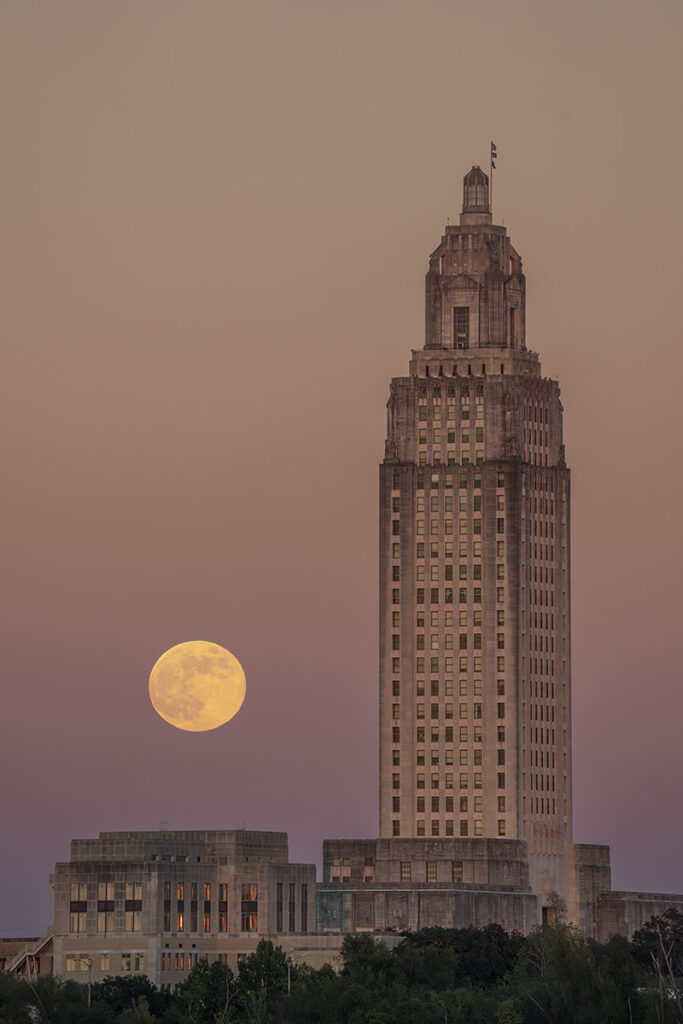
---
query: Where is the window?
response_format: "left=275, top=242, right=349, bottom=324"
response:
left=426, top=861, right=437, bottom=882
left=97, top=881, right=114, bottom=933
left=301, top=884, right=308, bottom=932
left=400, top=862, right=411, bottom=882
left=498, top=820, right=506, bottom=836
left=100, top=954, right=110, bottom=972
left=453, top=307, right=469, bottom=348
left=288, top=883, right=296, bottom=932
left=276, top=882, right=283, bottom=932
left=452, top=861, right=463, bottom=882
left=121, top=954, right=131, bottom=973
left=218, top=883, right=228, bottom=932
left=241, top=884, right=258, bottom=933
left=460, top=820, right=469, bottom=836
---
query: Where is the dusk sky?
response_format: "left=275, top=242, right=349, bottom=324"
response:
left=2, top=0, right=682, bottom=935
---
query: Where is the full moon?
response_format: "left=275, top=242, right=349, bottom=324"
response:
left=148, top=641, right=246, bottom=732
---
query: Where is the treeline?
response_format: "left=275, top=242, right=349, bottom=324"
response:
left=0, top=909, right=681, bottom=1024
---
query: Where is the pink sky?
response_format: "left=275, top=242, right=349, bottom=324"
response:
left=1, top=0, right=682, bottom=934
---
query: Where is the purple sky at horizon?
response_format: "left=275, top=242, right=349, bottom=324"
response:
left=1, top=0, right=682, bottom=936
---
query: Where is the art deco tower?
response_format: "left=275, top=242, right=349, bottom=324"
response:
left=379, top=167, right=572, bottom=900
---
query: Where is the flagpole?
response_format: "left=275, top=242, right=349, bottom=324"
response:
left=489, top=140, right=497, bottom=214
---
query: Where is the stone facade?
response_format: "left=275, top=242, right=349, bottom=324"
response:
left=378, top=167, right=571, bottom=915
left=595, top=891, right=683, bottom=942
left=318, top=838, right=536, bottom=935
left=7, top=830, right=337, bottom=985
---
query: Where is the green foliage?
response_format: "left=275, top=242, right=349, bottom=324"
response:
left=398, top=924, right=524, bottom=988
left=4, top=912, right=683, bottom=1024
left=117, top=997, right=155, bottom=1024
left=173, top=957, right=233, bottom=1023
left=633, top=908, right=683, bottom=975
left=90, top=975, right=170, bottom=1019
left=495, top=997, right=523, bottom=1024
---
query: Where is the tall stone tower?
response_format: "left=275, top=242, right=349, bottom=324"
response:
left=379, top=166, right=572, bottom=905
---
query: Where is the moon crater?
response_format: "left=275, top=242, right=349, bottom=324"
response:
left=149, top=641, right=246, bottom=732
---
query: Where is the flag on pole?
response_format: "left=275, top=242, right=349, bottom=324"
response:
left=491, top=141, right=497, bottom=169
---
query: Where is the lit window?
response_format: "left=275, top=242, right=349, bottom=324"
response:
left=240, top=884, right=258, bottom=933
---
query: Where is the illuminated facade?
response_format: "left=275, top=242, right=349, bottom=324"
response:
left=378, top=167, right=572, bottom=907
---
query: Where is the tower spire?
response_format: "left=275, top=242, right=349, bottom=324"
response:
left=461, top=166, right=492, bottom=225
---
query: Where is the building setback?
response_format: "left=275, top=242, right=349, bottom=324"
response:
left=378, top=166, right=571, bottom=913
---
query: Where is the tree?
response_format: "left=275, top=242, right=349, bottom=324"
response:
left=90, top=976, right=169, bottom=1019
left=0, top=971, right=34, bottom=1024
left=512, top=923, right=626, bottom=1024
left=118, top=996, right=155, bottom=1024
left=633, top=910, right=683, bottom=976
left=23, top=974, right=88, bottom=1024
left=633, top=910, right=683, bottom=1024
left=173, top=958, right=234, bottom=1024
